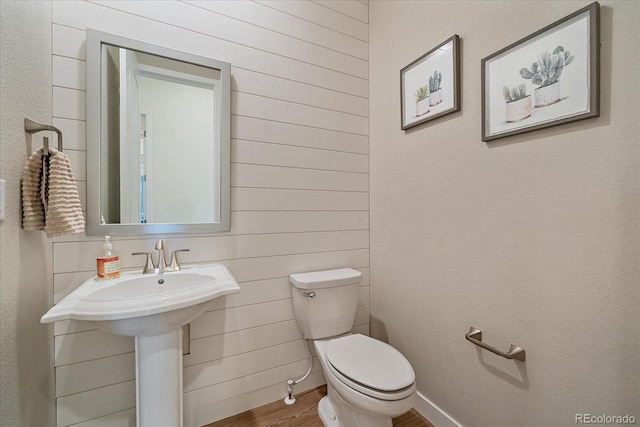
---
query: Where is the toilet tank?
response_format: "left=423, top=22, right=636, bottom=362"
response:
left=290, top=268, right=362, bottom=339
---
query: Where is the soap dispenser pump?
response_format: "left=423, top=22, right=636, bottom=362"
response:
left=97, top=235, right=120, bottom=280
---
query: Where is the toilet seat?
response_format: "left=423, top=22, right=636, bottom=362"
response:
left=325, top=334, right=415, bottom=401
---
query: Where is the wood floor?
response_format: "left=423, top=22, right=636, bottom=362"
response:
left=206, top=385, right=434, bottom=427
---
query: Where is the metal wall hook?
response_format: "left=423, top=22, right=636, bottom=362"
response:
left=465, top=327, right=526, bottom=362
left=24, top=118, right=63, bottom=152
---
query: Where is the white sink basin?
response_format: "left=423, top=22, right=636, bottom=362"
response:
left=41, top=263, right=239, bottom=336
left=41, top=262, right=239, bottom=426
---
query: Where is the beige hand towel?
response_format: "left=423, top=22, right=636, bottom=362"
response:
left=22, top=147, right=85, bottom=237
left=21, top=148, right=46, bottom=231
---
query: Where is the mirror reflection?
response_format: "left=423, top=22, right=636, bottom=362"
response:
left=86, top=29, right=230, bottom=235
left=100, top=45, right=221, bottom=224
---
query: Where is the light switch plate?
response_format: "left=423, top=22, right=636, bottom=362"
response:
left=0, top=179, right=5, bottom=221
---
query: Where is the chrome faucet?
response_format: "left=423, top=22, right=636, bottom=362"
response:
left=132, top=240, right=190, bottom=274
left=155, top=239, right=168, bottom=271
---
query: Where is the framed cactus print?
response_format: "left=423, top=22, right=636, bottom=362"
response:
left=401, top=35, right=460, bottom=130
left=481, top=2, right=600, bottom=142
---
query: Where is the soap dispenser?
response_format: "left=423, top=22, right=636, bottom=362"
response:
left=97, top=235, right=120, bottom=280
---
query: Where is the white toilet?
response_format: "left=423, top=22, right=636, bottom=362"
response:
left=290, top=268, right=416, bottom=427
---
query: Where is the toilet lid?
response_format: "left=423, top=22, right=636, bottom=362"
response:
left=325, top=334, right=415, bottom=392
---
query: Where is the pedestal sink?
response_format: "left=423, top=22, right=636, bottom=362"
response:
left=41, top=263, right=240, bottom=427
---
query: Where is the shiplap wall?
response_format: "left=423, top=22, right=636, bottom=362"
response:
left=51, top=1, right=369, bottom=425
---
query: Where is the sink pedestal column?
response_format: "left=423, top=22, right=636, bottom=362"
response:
left=135, top=328, right=183, bottom=427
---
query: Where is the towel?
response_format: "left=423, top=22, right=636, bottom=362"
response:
left=22, top=147, right=85, bottom=237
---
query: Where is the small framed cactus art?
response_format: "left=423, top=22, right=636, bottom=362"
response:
left=481, top=2, right=600, bottom=142
left=401, top=35, right=460, bottom=130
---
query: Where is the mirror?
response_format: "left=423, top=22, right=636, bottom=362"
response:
left=86, top=29, right=230, bottom=235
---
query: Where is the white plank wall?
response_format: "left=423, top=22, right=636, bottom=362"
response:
left=50, top=1, right=369, bottom=426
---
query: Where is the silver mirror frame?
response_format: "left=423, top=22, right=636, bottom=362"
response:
left=86, top=29, right=231, bottom=235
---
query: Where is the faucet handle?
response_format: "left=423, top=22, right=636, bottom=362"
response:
left=169, top=249, right=190, bottom=270
left=132, top=252, right=156, bottom=274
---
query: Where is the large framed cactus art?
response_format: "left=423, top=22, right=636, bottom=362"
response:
left=401, top=35, right=460, bottom=130
left=481, top=2, right=600, bottom=142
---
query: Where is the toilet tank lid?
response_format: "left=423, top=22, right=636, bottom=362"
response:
left=290, top=268, right=362, bottom=290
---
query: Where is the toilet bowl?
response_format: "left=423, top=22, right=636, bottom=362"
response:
left=315, top=334, right=416, bottom=427
left=290, top=268, right=417, bottom=427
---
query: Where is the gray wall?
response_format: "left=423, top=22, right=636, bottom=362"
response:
left=0, top=1, right=55, bottom=426
left=370, top=1, right=639, bottom=426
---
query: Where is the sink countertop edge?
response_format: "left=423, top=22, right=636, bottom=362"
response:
left=41, top=263, right=240, bottom=324
left=41, top=280, right=239, bottom=324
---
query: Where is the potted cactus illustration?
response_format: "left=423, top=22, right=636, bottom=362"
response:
left=428, top=70, right=443, bottom=106
left=415, top=85, right=430, bottom=116
left=503, top=84, right=532, bottom=122
left=519, top=45, right=574, bottom=107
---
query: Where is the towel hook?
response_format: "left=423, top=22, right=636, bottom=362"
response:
left=24, top=118, right=63, bottom=152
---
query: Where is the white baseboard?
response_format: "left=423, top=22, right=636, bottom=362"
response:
left=414, top=390, right=462, bottom=427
